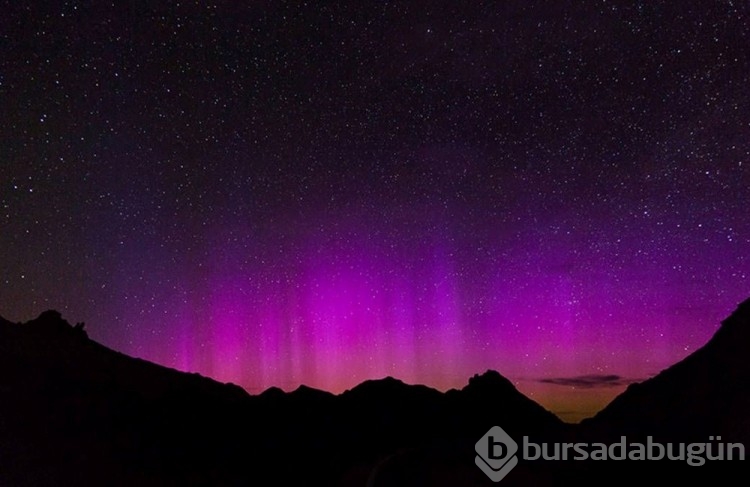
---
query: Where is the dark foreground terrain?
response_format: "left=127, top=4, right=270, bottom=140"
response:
left=1, top=299, right=749, bottom=485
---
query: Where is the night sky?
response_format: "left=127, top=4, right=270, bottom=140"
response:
left=2, top=1, right=749, bottom=422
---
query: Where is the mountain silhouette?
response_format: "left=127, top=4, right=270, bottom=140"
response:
left=583, top=297, right=750, bottom=444
left=0, top=311, right=254, bottom=486
left=2, top=300, right=748, bottom=486
left=0, top=310, right=562, bottom=486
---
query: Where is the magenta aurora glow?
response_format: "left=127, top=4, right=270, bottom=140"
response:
left=2, top=2, right=749, bottom=421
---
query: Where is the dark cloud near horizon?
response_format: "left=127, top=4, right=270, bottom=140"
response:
left=539, top=374, right=640, bottom=389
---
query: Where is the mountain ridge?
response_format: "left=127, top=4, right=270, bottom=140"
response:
left=581, top=297, right=750, bottom=444
left=2, top=299, right=748, bottom=485
left=0, top=309, right=563, bottom=485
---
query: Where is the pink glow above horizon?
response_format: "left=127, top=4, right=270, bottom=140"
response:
left=96, top=207, right=750, bottom=421
left=4, top=0, right=750, bottom=427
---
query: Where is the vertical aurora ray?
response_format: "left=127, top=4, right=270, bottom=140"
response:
left=104, top=202, right=749, bottom=421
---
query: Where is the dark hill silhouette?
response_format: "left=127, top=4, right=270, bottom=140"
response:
left=0, top=310, right=563, bottom=486
left=583, top=297, right=750, bottom=445
left=0, top=311, right=253, bottom=486
left=3, top=300, right=748, bottom=486
left=449, top=369, right=563, bottom=438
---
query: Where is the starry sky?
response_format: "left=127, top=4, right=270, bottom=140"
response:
left=2, top=1, right=749, bottom=422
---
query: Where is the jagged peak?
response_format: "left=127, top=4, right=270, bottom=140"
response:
left=36, top=309, right=64, bottom=322
left=464, top=369, right=516, bottom=391
left=291, top=384, right=335, bottom=400
left=24, top=309, right=88, bottom=339
left=348, top=376, right=406, bottom=391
